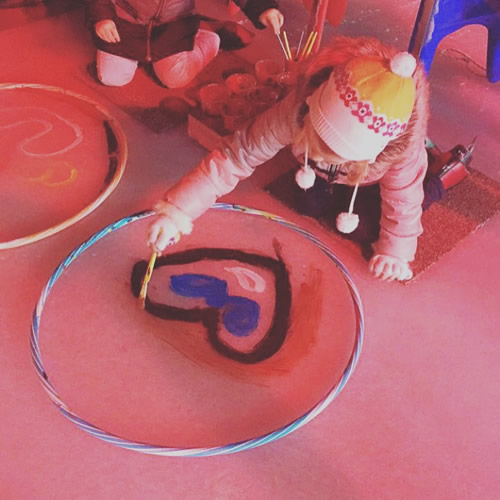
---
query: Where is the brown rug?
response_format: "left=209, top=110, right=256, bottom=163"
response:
left=266, top=167, right=500, bottom=282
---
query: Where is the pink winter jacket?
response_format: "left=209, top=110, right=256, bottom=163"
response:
left=163, top=36, right=430, bottom=262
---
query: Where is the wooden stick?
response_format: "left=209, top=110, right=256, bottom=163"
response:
left=282, top=31, right=293, bottom=62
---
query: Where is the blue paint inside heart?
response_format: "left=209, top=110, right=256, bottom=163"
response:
left=170, top=274, right=260, bottom=337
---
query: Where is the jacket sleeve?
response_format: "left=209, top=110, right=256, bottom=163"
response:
left=85, top=0, right=116, bottom=24
left=164, top=92, right=297, bottom=221
left=232, top=0, right=280, bottom=29
left=374, top=141, right=428, bottom=262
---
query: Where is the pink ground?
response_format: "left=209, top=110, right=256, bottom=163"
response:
left=0, top=1, right=499, bottom=499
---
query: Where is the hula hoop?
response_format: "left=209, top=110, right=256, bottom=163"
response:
left=0, top=83, right=128, bottom=250
left=31, top=204, right=364, bottom=457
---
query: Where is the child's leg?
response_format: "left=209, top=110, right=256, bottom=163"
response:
left=96, top=50, right=138, bottom=86
left=331, top=175, right=446, bottom=245
left=293, top=173, right=446, bottom=249
left=153, top=29, right=220, bottom=88
left=422, top=172, right=446, bottom=210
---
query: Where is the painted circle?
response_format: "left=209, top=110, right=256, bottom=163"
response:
left=31, top=205, right=364, bottom=456
left=0, top=83, right=127, bottom=249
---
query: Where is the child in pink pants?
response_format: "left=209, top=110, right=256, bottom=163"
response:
left=86, top=0, right=284, bottom=88
left=96, top=29, right=220, bottom=88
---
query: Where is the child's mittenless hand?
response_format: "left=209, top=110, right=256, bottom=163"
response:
left=95, top=20, right=121, bottom=43
left=148, top=200, right=193, bottom=254
left=147, top=216, right=180, bottom=255
left=369, top=254, right=413, bottom=282
left=259, top=9, right=284, bottom=35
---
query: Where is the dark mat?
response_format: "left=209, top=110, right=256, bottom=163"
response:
left=0, top=0, right=82, bottom=30
left=0, top=0, right=79, bottom=10
left=266, top=167, right=500, bottom=282
left=77, top=51, right=254, bottom=134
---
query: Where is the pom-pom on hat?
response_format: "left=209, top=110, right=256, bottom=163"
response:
left=295, top=144, right=316, bottom=190
left=295, top=163, right=316, bottom=189
left=307, top=52, right=417, bottom=162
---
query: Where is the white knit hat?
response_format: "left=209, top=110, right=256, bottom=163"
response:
left=307, top=52, right=417, bottom=162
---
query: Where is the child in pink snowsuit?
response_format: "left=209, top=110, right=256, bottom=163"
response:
left=85, top=0, right=284, bottom=88
left=147, top=36, right=435, bottom=282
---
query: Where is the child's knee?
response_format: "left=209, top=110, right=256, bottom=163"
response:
left=96, top=51, right=137, bottom=86
left=196, top=29, right=220, bottom=58
left=154, top=31, right=220, bottom=88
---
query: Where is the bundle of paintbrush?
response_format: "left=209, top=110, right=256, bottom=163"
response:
left=276, top=29, right=319, bottom=62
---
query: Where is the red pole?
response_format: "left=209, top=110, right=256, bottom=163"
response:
left=312, top=0, right=329, bottom=53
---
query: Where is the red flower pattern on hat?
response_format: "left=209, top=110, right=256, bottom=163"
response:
left=340, top=86, right=358, bottom=107
left=330, top=63, right=409, bottom=138
left=352, top=102, right=372, bottom=123
left=383, top=121, right=401, bottom=137
left=368, top=115, right=387, bottom=133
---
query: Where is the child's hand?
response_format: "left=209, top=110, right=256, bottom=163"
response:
left=259, top=9, right=284, bottom=35
left=95, top=20, right=120, bottom=43
left=369, top=254, right=413, bottom=282
left=147, top=215, right=180, bottom=255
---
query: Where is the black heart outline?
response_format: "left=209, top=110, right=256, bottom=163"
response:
left=131, top=245, right=292, bottom=364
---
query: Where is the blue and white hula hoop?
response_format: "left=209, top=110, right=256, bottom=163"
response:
left=31, top=203, right=364, bottom=457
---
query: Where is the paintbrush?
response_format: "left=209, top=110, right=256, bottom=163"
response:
left=276, top=32, right=290, bottom=60
left=138, top=250, right=158, bottom=309
left=282, top=31, right=293, bottom=61
left=138, top=233, right=181, bottom=309
left=295, top=30, right=305, bottom=61
left=304, top=31, right=318, bottom=59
